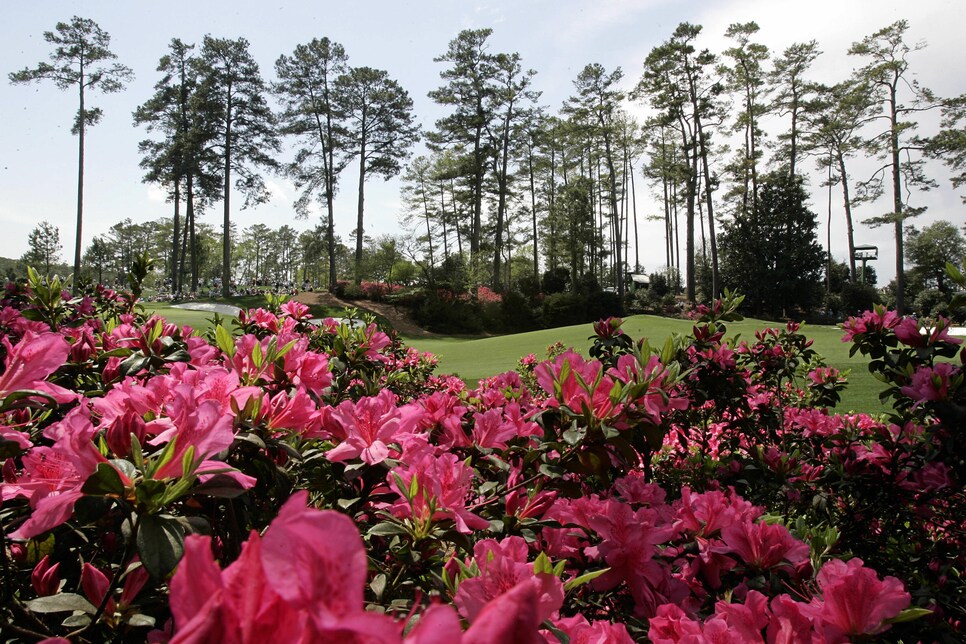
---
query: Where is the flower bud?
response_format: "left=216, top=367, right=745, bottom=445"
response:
left=105, top=412, right=147, bottom=458
left=31, top=555, right=61, bottom=596
left=69, top=329, right=96, bottom=363
left=102, top=356, right=122, bottom=384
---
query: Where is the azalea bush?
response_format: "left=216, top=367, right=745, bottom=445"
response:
left=0, top=269, right=963, bottom=642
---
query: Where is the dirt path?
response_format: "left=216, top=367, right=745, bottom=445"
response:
left=292, top=291, right=435, bottom=338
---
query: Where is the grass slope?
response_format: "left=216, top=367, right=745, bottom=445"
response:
left=404, top=314, right=888, bottom=415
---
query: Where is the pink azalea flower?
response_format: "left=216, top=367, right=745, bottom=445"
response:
left=149, top=390, right=247, bottom=486
left=461, top=578, right=548, bottom=644
left=104, top=410, right=148, bottom=458
left=768, top=594, right=820, bottom=644
left=361, top=323, right=392, bottom=362
left=0, top=330, right=76, bottom=404
left=535, top=351, right=618, bottom=420
left=841, top=306, right=900, bottom=342
left=540, top=495, right=606, bottom=559
left=82, top=562, right=116, bottom=615
left=239, top=307, right=281, bottom=333
left=170, top=490, right=400, bottom=643
left=7, top=408, right=109, bottom=540
left=505, top=488, right=557, bottom=521
left=471, top=408, right=518, bottom=449
left=185, top=335, right=219, bottom=365
left=614, top=471, right=667, bottom=508
left=713, top=520, right=810, bottom=572
left=387, top=451, right=489, bottom=534
left=416, top=391, right=470, bottom=448
left=324, top=390, right=423, bottom=465
left=900, top=362, right=959, bottom=404
left=262, top=389, right=324, bottom=437
left=893, top=317, right=924, bottom=347
left=170, top=530, right=309, bottom=643
left=674, top=487, right=761, bottom=539
left=712, top=590, right=769, bottom=641
left=547, top=614, right=635, bottom=644
left=403, top=604, right=463, bottom=644
left=454, top=537, right=564, bottom=624
left=587, top=500, right=677, bottom=617
left=280, top=300, right=311, bottom=321
left=810, top=557, right=910, bottom=638
left=288, top=343, right=332, bottom=392
left=648, top=603, right=703, bottom=643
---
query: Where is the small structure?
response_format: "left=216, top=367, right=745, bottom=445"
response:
left=853, top=245, right=878, bottom=283
left=627, top=273, right=650, bottom=293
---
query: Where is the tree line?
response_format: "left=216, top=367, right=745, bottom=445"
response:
left=9, top=17, right=966, bottom=316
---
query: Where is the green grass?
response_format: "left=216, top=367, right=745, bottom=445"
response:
left=403, top=315, right=889, bottom=416
left=143, top=303, right=225, bottom=330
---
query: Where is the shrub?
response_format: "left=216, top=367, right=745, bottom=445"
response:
left=0, top=269, right=958, bottom=642
left=840, top=280, right=880, bottom=316
left=541, top=267, right=571, bottom=294
left=541, top=291, right=585, bottom=327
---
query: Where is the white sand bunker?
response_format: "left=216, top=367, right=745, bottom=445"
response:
left=170, top=302, right=241, bottom=316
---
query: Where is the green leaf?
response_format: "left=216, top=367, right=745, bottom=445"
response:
left=25, top=592, right=97, bottom=614
left=180, top=445, right=197, bottom=478
left=561, top=422, right=584, bottom=446
left=119, top=354, right=151, bottom=377
left=110, top=458, right=138, bottom=482
left=191, top=474, right=249, bottom=499
left=62, top=613, right=92, bottom=628
left=81, top=462, right=125, bottom=496
left=538, top=463, right=565, bottom=478
left=137, top=514, right=186, bottom=580
left=367, top=522, right=410, bottom=537
left=370, top=573, right=387, bottom=600
left=886, top=607, right=933, bottom=624
left=251, top=340, right=264, bottom=370
left=130, top=433, right=145, bottom=470
left=146, top=436, right=178, bottom=479
left=408, top=473, right=420, bottom=500
left=215, top=324, right=236, bottom=358
left=0, top=389, right=58, bottom=412
left=532, top=551, right=553, bottom=575
left=126, top=613, right=157, bottom=628
left=564, top=567, right=610, bottom=592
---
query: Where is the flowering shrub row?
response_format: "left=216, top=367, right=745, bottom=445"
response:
left=0, top=274, right=962, bottom=642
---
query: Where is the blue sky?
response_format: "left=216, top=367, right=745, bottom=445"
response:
left=2, top=0, right=963, bottom=283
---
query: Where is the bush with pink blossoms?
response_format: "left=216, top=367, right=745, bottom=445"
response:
left=0, top=273, right=958, bottom=642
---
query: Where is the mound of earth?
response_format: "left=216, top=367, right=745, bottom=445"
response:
left=292, top=291, right=435, bottom=338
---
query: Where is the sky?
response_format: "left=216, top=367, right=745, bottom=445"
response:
left=1, top=0, right=964, bottom=285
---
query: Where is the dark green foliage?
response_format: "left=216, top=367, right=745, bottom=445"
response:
left=839, top=281, right=880, bottom=316
left=541, top=267, right=571, bottom=294
left=541, top=292, right=585, bottom=327
left=719, top=171, right=825, bottom=317
left=499, top=290, right=540, bottom=332
left=906, top=220, right=966, bottom=294
left=22, top=221, right=63, bottom=276
left=410, top=291, right=484, bottom=334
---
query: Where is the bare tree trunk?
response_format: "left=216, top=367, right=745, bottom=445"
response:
left=75, top=68, right=85, bottom=282
left=355, top=141, right=367, bottom=283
